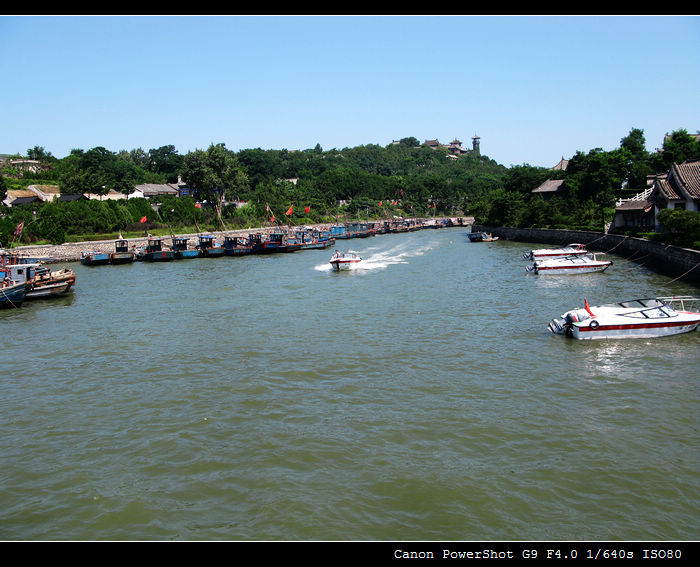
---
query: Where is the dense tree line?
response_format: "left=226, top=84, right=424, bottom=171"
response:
left=1, top=129, right=698, bottom=247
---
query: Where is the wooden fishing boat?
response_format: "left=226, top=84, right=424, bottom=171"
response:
left=142, top=237, right=175, bottom=262
left=0, top=279, right=25, bottom=307
left=110, top=239, right=134, bottom=264
left=197, top=235, right=226, bottom=257
left=223, top=236, right=253, bottom=256
left=3, top=262, right=75, bottom=299
left=170, top=237, right=199, bottom=259
left=80, top=250, right=110, bottom=265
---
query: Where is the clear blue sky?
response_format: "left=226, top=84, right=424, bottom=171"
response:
left=1, top=15, right=698, bottom=168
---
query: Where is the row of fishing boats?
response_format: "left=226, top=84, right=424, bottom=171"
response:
left=80, top=219, right=457, bottom=266
left=1, top=250, right=76, bottom=308
left=521, top=242, right=700, bottom=340
left=80, top=228, right=337, bottom=266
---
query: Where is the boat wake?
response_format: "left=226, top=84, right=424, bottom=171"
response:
left=315, top=241, right=433, bottom=273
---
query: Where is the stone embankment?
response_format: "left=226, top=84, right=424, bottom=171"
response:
left=476, top=225, right=700, bottom=286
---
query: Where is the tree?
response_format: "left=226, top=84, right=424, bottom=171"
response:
left=182, top=143, right=248, bottom=203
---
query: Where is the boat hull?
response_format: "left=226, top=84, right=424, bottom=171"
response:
left=533, top=262, right=612, bottom=274
left=0, top=282, right=25, bottom=307
left=81, top=253, right=110, bottom=266
left=572, top=318, right=700, bottom=340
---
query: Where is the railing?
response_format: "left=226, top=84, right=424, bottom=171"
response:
left=616, top=187, right=653, bottom=207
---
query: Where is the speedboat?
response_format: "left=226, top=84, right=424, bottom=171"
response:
left=329, top=250, right=362, bottom=271
left=548, top=297, right=700, bottom=340
left=523, top=243, right=588, bottom=260
left=526, top=253, right=612, bottom=275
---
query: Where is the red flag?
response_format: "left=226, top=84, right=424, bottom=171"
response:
left=379, top=201, right=382, bottom=206
left=194, top=203, right=202, bottom=209
left=13, top=222, right=24, bottom=237
left=584, top=298, right=595, bottom=317
left=285, top=205, right=293, bottom=215
left=140, top=216, right=147, bottom=223
left=304, top=206, right=310, bottom=214
left=270, top=216, right=275, bottom=222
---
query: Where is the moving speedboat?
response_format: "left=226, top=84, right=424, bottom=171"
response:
left=548, top=297, right=700, bottom=339
left=523, top=243, right=588, bottom=260
left=526, top=253, right=612, bottom=275
left=329, top=250, right=362, bottom=271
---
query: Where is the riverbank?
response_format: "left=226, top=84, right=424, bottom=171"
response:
left=5, top=217, right=471, bottom=264
left=476, top=225, right=700, bottom=286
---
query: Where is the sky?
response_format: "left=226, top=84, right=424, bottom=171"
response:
left=1, top=15, right=699, bottom=168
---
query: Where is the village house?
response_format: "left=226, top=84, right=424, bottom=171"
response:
left=611, top=160, right=700, bottom=231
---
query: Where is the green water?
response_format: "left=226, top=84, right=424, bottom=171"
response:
left=1, top=228, right=698, bottom=540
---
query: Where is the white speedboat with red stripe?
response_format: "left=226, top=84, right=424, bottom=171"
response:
left=524, top=243, right=588, bottom=260
left=526, top=253, right=612, bottom=274
left=548, top=297, right=700, bottom=340
left=330, top=250, right=362, bottom=271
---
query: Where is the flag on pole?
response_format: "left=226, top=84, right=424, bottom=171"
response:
left=13, top=222, right=24, bottom=237
left=304, top=206, right=310, bottom=214
left=140, top=216, right=147, bottom=223
left=285, top=205, right=293, bottom=215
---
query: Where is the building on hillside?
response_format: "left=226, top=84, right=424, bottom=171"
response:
left=423, top=136, right=481, bottom=156
left=2, top=189, right=41, bottom=207
left=128, top=183, right=179, bottom=200
left=84, top=189, right=127, bottom=200
left=531, top=179, right=566, bottom=199
left=550, top=157, right=569, bottom=171
left=611, top=159, right=700, bottom=231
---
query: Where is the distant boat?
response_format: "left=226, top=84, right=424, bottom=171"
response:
left=110, top=239, right=134, bottom=264
left=249, top=232, right=292, bottom=254
left=170, top=237, right=199, bottom=259
left=197, top=235, right=226, bottom=258
left=142, top=237, right=175, bottom=262
left=80, top=250, right=110, bottom=265
left=223, top=236, right=253, bottom=256
left=468, top=231, right=499, bottom=242
left=329, top=250, right=362, bottom=271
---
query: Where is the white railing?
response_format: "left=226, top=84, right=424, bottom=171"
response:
left=616, top=187, right=653, bottom=207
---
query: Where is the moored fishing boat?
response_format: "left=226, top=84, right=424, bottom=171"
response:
left=80, top=250, right=110, bottom=265
left=526, top=253, right=612, bottom=275
left=197, top=235, right=226, bottom=257
left=329, top=250, right=362, bottom=271
left=524, top=243, right=588, bottom=260
left=548, top=297, right=700, bottom=340
left=170, top=237, right=199, bottom=259
left=223, top=235, right=253, bottom=256
left=142, top=237, right=175, bottom=262
left=0, top=279, right=25, bottom=307
left=110, top=238, right=134, bottom=264
left=3, top=262, right=75, bottom=299
left=249, top=232, right=292, bottom=253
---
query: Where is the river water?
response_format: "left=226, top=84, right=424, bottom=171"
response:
left=1, top=227, right=699, bottom=541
